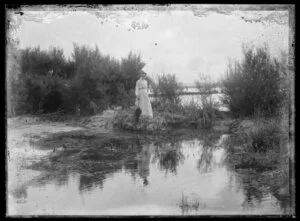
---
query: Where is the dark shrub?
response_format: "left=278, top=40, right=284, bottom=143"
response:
left=153, top=74, right=183, bottom=112
left=42, top=90, right=62, bottom=113
left=222, top=44, right=288, bottom=117
left=245, top=118, right=285, bottom=153
left=7, top=43, right=145, bottom=116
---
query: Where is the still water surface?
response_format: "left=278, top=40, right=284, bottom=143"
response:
left=9, top=132, right=289, bottom=216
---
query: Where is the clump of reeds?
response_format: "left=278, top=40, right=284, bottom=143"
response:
left=179, top=193, right=205, bottom=214
left=224, top=117, right=288, bottom=172
left=244, top=118, right=286, bottom=153
left=112, top=109, right=166, bottom=131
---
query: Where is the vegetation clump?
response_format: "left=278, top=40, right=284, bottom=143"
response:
left=112, top=109, right=167, bottom=132
left=222, top=44, right=288, bottom=118
left=225, top=118, right=288, bottom=172
left=151, top=73, right=222, bottom=129
left=7, top=44, right=145, bottom=116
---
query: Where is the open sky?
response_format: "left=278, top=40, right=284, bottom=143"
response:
left=12, top=6, right=289, bottom=85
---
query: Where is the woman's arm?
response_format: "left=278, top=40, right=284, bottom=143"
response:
left=146, top=80, right=150, bottom=94
left=135, top=80, right=139, bottom=98
left=135, top=80, right=140, bottom=106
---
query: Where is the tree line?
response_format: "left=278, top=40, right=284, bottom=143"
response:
left=6, top=42, right=289, bottom=119
left=151, top=44, right=289, bottom=119
left=7, top=43, right=146, bottom=116
left=222, top=44, right=289, bottom=118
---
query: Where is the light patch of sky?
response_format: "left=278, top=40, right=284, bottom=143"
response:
left=17, top=10, right=288, bottom=85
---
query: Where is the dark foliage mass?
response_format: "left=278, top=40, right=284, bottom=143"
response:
left=222, top=44, right=289, bottom=118
left=6, top=43, right=145, bottom=116
left=151, top=73, right=184, bottom=113
left=7, top=42, right=289, bottom=121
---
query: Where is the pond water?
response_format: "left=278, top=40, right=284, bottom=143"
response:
left=8, top=131, right=291, bottom=216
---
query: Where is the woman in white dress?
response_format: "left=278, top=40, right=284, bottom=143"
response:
left=135, top=71, right=153, bottom=118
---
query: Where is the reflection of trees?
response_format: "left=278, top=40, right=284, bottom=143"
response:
left=27, top=133, right=181, bottom=192
left=223, top=134, right=291, bottom=213
left=75, top=138, right=141, bottom=192
left=27, top=130, right=205, bottom=192
left=28, top=169, right=69, bottom=190
left=11, top=185, right=27, bottom=200
left=197, top=134, right=220, bottom=173
left=123, top=137, right=186, bottom=184
left=237, top=171, right=291, bottom=213
left=197, top=147, right=214, bottom=173
left=123, top=160, right=138, bottom=176
left=269, top=172, right=291, bottom=214
left=54, top=169, right=69, bottom=186
left=152, top=141, right=185, bottom=175
left=27, top=135, right=145, bottom=193
left=79, top=174, right=105, bottom=192
left=271, top=189, right=291, bottom=214
left=240, top=178, right=267, bottom=210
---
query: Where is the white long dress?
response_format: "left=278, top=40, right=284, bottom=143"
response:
left=135, top=78, right=153, bottom=118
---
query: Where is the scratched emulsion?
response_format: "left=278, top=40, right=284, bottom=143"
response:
left=6, top=4, right=291, bottom=36
left=5, top=4, right=294, bottom=216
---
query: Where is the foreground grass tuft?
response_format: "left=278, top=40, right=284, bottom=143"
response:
left=225, top=117, right=288, bottom=172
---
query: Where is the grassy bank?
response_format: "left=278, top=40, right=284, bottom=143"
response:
left=111, top=106, right=230, bottom=132
left=223, top=114, right=291, bottom=206
left=225, top=116, right=289, bottom=170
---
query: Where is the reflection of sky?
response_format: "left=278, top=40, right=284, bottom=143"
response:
left=14, top=8, right=289, bottom=84
left=9, top=134, right=286, bottom=215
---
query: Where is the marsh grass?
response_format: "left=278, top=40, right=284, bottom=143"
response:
left=225, top=117, right=288, bottom=172
left=244, top=118, right=285, bottom=153
left=112, top=109, right=167, bottom=131
left=222, top=116, right=291, bottom=211
left=179, top=193, right=204, bottom=214
left=151, top=72, right=224, bottom=128
left=194, top=74, right=221, bottom=128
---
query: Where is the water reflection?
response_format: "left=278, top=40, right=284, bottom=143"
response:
left=152, top=142, right=185, bottom=175
left=9, top=132, right=292, bottom=215
left=223, top=135, right=292, bottom=214
left=197, top=134, right=222, bottom=173
left=239, top=173, right=268, bottom=209
left=11, top=185, right=28, bottom=201
left=79, top=174, right=105, bottom=192
left=137, top=143, right=152, bottom=186
left=197, top=147, right=214, bottom=173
